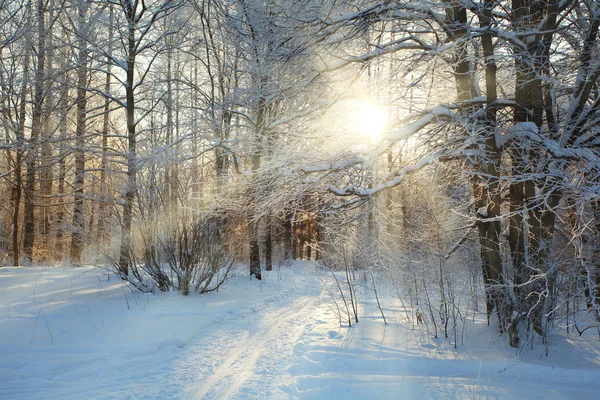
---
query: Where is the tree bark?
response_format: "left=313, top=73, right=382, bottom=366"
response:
left=476, top=0, right=506, bottom=331
left=96, top=8, right=113, bottom=246
left=283, top=208, right=293, bottom=261
left=70, top=0, right=90, bottom=264
left=264, top=215, right=272, bottom=271
left=23, top=0, right=46, bottom=263
left=11, top=50, right=30, bottom=266
left=40, top=11, right=54, bottom=255
left=117, top=15, right=138, bottom=277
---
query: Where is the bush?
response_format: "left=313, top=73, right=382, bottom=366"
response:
left=115, top=215, right=232, bottom=295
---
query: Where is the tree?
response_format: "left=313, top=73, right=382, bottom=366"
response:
left=22, top=0, right=47, bottom=263
left=90, top=0, right=184, bottom=276
left=0, top=0, right=30, bottom=266
left=69, top=0, right=90, bottom=263
left=304, top=0, right=600, bottom=346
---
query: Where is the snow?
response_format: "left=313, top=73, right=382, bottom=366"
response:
left=496, top=121, right=538, bottom=148
left=328, top=152, right=441, bottom=197
left=2, top=262, right=600, bottom=399
left=387, top=106, right=455, bottom=143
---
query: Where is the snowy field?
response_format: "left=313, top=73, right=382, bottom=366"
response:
left=1, top=261, right=600, bottom=399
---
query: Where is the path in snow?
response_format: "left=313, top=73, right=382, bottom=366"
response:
left=193, top=295, right=319, bottom=399
left=2, top=261, right=600, bottom=399
left=0, top=262, right=325, bottom=399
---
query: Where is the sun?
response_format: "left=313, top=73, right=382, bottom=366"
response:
left=356, top=104, right=389, bottom=143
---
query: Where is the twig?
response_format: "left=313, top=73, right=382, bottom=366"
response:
left=31, top=309, right=41, bottom=343
left=41, top=309, right=54, bottom=343
left=370, top=270, right=387, bottom=324
left=122, top=282, right=130, bottom=310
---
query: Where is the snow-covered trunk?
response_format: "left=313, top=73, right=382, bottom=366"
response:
left=263, top=106, right=275, bottom=271
left=248, top=100, right=263, bottom=280
left=117, top=20, right=138, bottom=278
left=264, top=215, right=273, bottom=271
left=248, top=214, right=262, bottom=280
left=70, top=0, right=90, bottom=264
left=214, top=102, right=232, bottom=192
left=0, top=46, right=6, bottom=257
left=54, top=81, right=68, bottom=259
left=164, top=36, right=181, bottom=210
left=537, top=4, right=562, bottom=341
left=444, top=0, right=508, bottom=337
left=11, top=49, right=29, bottom=266
left=165, top=39, right=173, bottom=207
left=475, top=0, right=509, bottom=337
left=592, top=199, right=600, bottom=320
left=214, top=94, right=233, bottom=190
left=508, top=0, right=555, bottom=343
left=173, top=53, right=181, bottom=206
left=190, top=59, right=200, bottom=203
left=23, top=0, right=46, bottom=263
left=96, top=8, right=113, bottom=247
left=283, top=208, right=293, bottom=262
left=40, top=14, right=54, bottom=256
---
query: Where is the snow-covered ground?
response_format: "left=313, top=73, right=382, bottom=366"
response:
left=1, top=261, right=600, bottom=399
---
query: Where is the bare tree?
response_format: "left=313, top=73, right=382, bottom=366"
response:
left=87, top=0, right=184, bottom=276
left=69, top=0, right=90, bottom=263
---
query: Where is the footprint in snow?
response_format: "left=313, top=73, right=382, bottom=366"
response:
left=327, top=330, right=342, bottom=340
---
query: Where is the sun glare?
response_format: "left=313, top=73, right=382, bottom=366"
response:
left=356, top=104, right=389, bottom=143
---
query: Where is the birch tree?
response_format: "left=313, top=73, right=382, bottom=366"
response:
left=68, top=0, right=90, bottom=263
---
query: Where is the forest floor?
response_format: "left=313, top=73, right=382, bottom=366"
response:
left=1, top=261, right=600, bottom=399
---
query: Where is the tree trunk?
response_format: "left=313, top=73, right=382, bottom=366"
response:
left=11, top=51, right=30, bottom=266
left=509, top=0, right=547, bottom=339
left=165, top=38, right=173, bottom=206
left=247, top=87, right=266, bottom=279
left=249, top=216, right=261, bottom=279
left=96, top=8, right=113, bottom=247
left=264, top=215, right=272, bottom=271
left=55, top=81, right=68, bottom=259
left=477, top=0, right=512, bottom=338
left=22, top=0, right=47, bottom=263
left=70, top=0, right=89, bottom=264
left=593, top=198, right=600, bottom=319
left=117, top=20, right=138, bottom=277
left=40, top=12, right=54, bottom=256
left=283, top=208, right=293, bottom=261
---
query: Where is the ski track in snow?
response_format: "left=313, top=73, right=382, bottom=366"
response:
left=194, top=295, right=319, bottom=399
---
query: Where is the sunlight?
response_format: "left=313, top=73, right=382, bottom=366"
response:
left=356, top=103, right=389, bottom=143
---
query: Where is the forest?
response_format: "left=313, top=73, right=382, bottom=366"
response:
left=1, top=0, right=600, bottom=366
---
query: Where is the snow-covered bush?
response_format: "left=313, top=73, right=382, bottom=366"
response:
left=162, top=215, right=233, bottom=295
left=113, top=214, right=232, bottom=295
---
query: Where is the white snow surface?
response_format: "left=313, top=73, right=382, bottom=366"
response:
left=1, top=261, right=600, bottom=399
